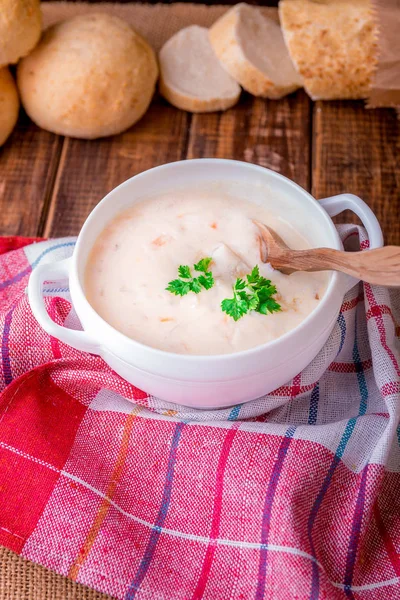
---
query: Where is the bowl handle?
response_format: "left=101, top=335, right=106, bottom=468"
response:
left=319, top=193, right=384, bottom=292
left=319, top=194, right=383, bottom=249
left=28, top=257, right=100, bottom=354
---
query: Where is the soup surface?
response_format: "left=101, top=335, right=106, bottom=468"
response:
left=85, top=190, right=328, bottom=354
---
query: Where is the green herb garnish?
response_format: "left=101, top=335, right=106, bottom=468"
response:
left=166, top=257, right=214, bottom=296
left=221, top=265, right=281, bottom=321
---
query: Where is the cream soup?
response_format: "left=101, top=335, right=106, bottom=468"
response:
left=85, top=190, right=328, bottom=354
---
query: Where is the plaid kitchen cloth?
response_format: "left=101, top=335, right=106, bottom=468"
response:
left=0, top=228, right=399, bottom=600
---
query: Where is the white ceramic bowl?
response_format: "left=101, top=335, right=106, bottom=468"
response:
left=28, top=159, right=383, bottom=408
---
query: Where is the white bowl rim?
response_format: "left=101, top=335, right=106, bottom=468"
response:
left=73, top=158, right=342, bottom=362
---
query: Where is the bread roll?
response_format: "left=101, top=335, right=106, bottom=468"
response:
left=279, top=0, right=377, bottom=100
left=209, top=3, right=302, bottom=99
left=159, top=25, right=241, bottom=113
left=0, top=0, right=42, bottom=67
left=0, top=68, right=19, bottom=147
left=17, top=13, right=159, bottom=139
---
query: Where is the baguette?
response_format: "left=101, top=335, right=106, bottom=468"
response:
left=279, top=0, right=378, bottom=100
left=209, top=3, right=302, bottom=99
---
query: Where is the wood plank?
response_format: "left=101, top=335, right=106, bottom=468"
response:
left=0, top=111, right=63, bottom=237
left=312, top=101, right=400, bottom=246
left=187, top=90, right=312, bottom=191
left=44, top=97, right=190, bottom=237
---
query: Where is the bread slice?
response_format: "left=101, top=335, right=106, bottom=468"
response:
left=159, top=25, right=241, bottom=113
left=279, top=0, right=378, bottom=100
left=209, top=3, right=302, bottom=99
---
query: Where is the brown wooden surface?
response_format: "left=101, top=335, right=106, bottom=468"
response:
left=312, top=101, right=400, bottom=245
left=187, top=91, right=311, bottom=190
left=0, top=3, right=398, bottom=245
left=3, top=93, right=397, bottom=245
left=0, top=113, right=63, bottom=237
left=44, top=97, right=190, bottom=236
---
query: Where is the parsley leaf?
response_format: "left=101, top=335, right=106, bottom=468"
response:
left=167, top=257, right=214, bottom=296
left=221, top=265, right=281, bottom=321
left=193, top=257, right=212, bottom=273
left=246, top=265, right=260, bottom=285
left=190, top=278, right=203, bottom=294
left=246, top=266, right=271, bottom=290
left=256, top=286, right=281, bottom=315
left=221, top=297, right=248, bottom=321
left=198, top=272, right=214, bottom=290
left=246, top=292, right=260, bottom=312
left=178, top=265, right=192, bottom=279
left=257, top=297, right=282, bottom=315
left=166, top=279, right=191, bottom=296
left=234, top=278, right=246, bottom=291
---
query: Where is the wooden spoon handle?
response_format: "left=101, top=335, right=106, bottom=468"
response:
left=272, top=246, right=400, bottom=287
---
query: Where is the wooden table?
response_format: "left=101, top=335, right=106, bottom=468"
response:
left=1, top=91, right=399, bottom=245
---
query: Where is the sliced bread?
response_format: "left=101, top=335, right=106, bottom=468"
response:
left=209, top=3, right=302, bottom=99
left=159, top=25, right=241, bottom=113
left=279, top=0, right=378, bottom=100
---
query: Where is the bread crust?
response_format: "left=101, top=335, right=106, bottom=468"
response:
left=209, top=3, right=301, bottom=99
left=279, top=0, right=378, bottom=100
left=0, top=68, right=19, bottom=147
left=17, top=13, right=159, bottom=139
left=159, top=75, right=240, bottom=113
left=0, top=0, right=42, bottom=67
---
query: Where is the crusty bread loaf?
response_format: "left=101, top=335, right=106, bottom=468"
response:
left=159, top=25, right=241, bottom=113
left=209, top=3, right=302, bottom=99
left=279, top=0, right=378, bottom=100
left=17, top=13, right=159, bottom=139
left=0, top=0, right=42, bottom=67
left=0, top=68, right=19, bottom=147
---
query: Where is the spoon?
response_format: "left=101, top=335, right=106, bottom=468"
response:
left=254, top=221, right=400, bottom=287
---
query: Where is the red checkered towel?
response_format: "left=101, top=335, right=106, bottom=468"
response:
left=0, top=230, right=399, bottom=600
